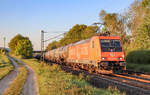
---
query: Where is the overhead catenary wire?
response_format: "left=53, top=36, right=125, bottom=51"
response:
left=44, top=32, right=66, bottom=42
left=44, top=23, right=104, bottom=44
left=40, top=30, right=67, bottom=61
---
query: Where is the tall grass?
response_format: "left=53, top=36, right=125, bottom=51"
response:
left=0, top=55, right=14, bottom=79
left=127, top=63, right=150, bottom=72
left=22, top=58, right=125, bottom=95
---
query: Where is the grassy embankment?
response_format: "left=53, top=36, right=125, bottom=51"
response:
left=3, top=58, right=28, bottom=95
left=126, top=50, right=150, bottom=72
left=21, top=58, right=125, bottom=95
left=127, top=63, right=150, bottom=72
left=0, top=55, right=14, bottom=79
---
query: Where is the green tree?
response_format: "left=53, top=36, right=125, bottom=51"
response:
left=46, top=41, right=58, bottom=51
left=81, top=25, right=98, bottom=39
left=8, top=34, right=24, bottom=54
left=142, top=0, right=150, bottom=10
left=99, top=10, right=125, bottom=35
left=66, top=24, right=87, bottom=42
left=58, top=24, right=87, bottom=46
left=9, top=34, right=33, bottom=58
left=125, top=0, right=149, bottom=40
left=99, top=10, right=126, bottom=44
left=15, top=37, right=33, bottom=58
left=99, top=10, right=107, bottom=21
left=0, top=48, right=5, bottom=55
left=46, top=24, right=98, bottom=50
left=135, top=14, right=150, bottom=49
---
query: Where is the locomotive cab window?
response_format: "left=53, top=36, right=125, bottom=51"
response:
left=100, top=39, right=122, bottom=52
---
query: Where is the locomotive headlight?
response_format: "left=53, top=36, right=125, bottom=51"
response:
left=119, top=57, right=123, bottom=60
left=102, top=57, right=106, bottom=60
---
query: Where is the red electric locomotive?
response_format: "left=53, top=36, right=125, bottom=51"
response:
left=45, top=35, right=126, bottom=74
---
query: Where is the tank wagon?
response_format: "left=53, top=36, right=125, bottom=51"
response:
left=45, top=35, right=126, bottom=74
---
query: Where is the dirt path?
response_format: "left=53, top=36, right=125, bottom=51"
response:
left=15, top=59, right=39, bottom=95
left=0, top=56, right=19, bottom=95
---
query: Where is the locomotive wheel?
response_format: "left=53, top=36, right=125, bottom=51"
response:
left=95, top=68, right=99, bottom=74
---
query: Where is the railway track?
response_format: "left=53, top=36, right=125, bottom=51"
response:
left=103, top=74, right=150, bottom=90
left=124, top=70, right=150, bottom=81
left=45, top=61, right=150, bottom=95
left=94, top=71, right=150, bottom=95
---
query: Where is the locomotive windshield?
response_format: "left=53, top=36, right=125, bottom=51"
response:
left=100, top=39, right=122, bottom=52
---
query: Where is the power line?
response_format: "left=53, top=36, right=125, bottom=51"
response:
left=44, top=32, right=66, bottom=42
left=40, top=30, right=67, bottom=62
left=92, top=22, right=104, bottom=33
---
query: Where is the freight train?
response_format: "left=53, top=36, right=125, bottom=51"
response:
left=44, top=35, right=126, bottom=74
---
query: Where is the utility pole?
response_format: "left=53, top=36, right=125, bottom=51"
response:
left=3, top=37, right=6, bottom=54
left=41, top=30, right=46, bottom=62
left=40, top=31, right=65, bottom=62
left=41, top=30, right=44, bottom=61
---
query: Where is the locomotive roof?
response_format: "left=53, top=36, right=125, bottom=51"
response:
left=72, top=38, right=91, bottom=46
left=71, top=35, right=121, bottom=46
left=98, top=36, right=121, bottom=39
left=48, top=35, right=121, bottom=51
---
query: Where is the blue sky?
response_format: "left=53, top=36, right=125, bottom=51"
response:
left=0, top=0, right=135, bottom=50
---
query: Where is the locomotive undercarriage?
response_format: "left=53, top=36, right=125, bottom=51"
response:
left=62, top=60, right=125, bottom=74
left=45, top=57, right=126, bottom=74
left=98, top=61, right=126, bottom=74
left=64, top=62, right=125, bottom=74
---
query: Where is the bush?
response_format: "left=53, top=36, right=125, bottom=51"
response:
left=127, top=63, right=150, bottom=72
left=0, top=55, right=14, bottom=79
left=126, top=50, right=150, bottom=64
left=8, top=34, right=33, bottom=58
left=0, top=49, right=5, bottom=55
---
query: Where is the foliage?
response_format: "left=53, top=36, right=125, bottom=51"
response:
left=82, top=25, right=98, bottom=39
left=142, top=0, right=150, bottom=11
left=125, top=0, right=150, bottom=40
left=46, top=41, right=58, bottom=51
left=126, top=50, right=150, bottom=64
left=21, top=58, right=125, bottom=95
left=15, top=37, right=33, bottom=58
left=8, top=34, right=33, bottom=58
left=99, top=10, right=127, bottom=44
left=57, top=24, right=88, bottom=47
left=98, top=0, right=150, bottom=46
left=8, top=34, right=24, bottom=54
left=101, top=0, right=150, bottom=58
left=135, top=14, right=150, bottom=49
left=127, top=63, right=150, bottom=72
left=0, top=55, right=13, bottom=79
left=0, top=48, right=5, bottom=55
left=46, top=24, right=98, bottom=51
left=99, top=11, right=124, bottom=34
left=124, top=9, right=150, bottom=56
